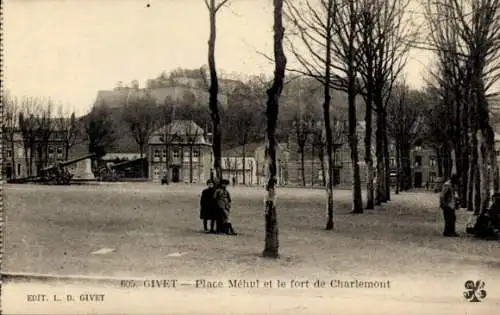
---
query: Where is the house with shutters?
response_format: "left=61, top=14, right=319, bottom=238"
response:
left=147, top=120, right=213, bottom=183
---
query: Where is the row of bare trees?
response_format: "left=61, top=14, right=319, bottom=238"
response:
left=421, top=0, right=500, bottom=215
left=200, top=0, right=430, bottom=257
left=282, top=0, right=417, bottom=231
left=3, top=92, right=79, bottom=179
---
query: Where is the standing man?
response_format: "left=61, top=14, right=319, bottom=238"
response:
left=214, top=179, right=238, bottom=235
left=440, top=174, right=459, bottom=237
left=200, top=179, right=216, bottom=233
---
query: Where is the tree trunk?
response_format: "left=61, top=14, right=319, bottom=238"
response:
left=319, top=152, right=326, bottom=187
left=323, top=10, right=335, bottom=228
left=10, top=136, right=16, bottom=178
left=263, top=0, right=286, bottom=259
left=477, top=130, right=490, bottom=215
left=436, top=147, right=443, bottom=178
left=311, top=145, right=315, bottom=186
left=395, top=139, right=401, bottom=195
left=348, top=84, right=363, bottom=213
left=400, top=145, right=411, bottom=191
left=208, top=4, right=222, bottom=183
left=467, top=141, right=475, bottom=211
left=140, top=144, right=145, bottom=178
left=300, top=147, right=306, bottom=186
left=190, top=145, right=193, bottom=183
left=375, top=111, right=384, bottom=204
left=65, top=142, right=70, bottom=161
left=365, top=90, right=374, bottom=209
left=383, top=115, right=391, bottom=202
left=242, top=144, right=246, bottom=185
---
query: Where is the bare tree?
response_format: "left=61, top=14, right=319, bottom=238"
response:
left=56, top=105, right=79, bottom=160
left=159, top=97, right=177, bottom=184
left=423, top=0, right=500, bottom=215
left=35, top=100, right=54, bottom=171
left=312, top=121, right=327, bottom=187
left=263, top=0, right=286, bottom=259
left=292, top=111, right=311, bottom=186
left=18, top=97, right=42, bottom=177
left=3, top=92, right=19, bottom=179
left=123, top=93, right=158, bottom=177
left=204, top=0, right=232, bottom=183
left=361, top=0, right=415, bottom=205
left=386, top=81, right=425, bottom=193
left=85, top=102, right=116, bottom=159
left=226, top=85, right=261, bottom=184
left=286, top=0, right=351, bottom=225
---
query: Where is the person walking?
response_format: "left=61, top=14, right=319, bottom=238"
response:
left=214, top=179, right=238, bottom=235
left=440, top=174, right=459, bottom=237
left=200, top=179, right=216, bottom=233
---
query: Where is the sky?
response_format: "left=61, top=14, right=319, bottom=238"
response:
left=4, top=0, right=432, bottom=116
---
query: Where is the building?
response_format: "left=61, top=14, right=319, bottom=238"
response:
left=2, top=119, right=81, bottom=179
left=254, top=143, right=290, bottom=185
left=221, top=156, right=257, bottom=185
left=409, top=144, right=438, bottom=188
left=147, top=120, right=212, bottom=183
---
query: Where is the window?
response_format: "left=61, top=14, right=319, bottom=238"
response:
left=6, top=150, right=12, bottom=158
left=429, top=156, right=437, bottom=167
left=193, top=150, right=199, bottom=162
left=172, top=135, right=182, bottom=142
left=162, top=150, right=167, bottom=161
left=415, top=156, right=422, bottom=167
left=173, top=150, right=179, bottom=159
left=429, top=172, right=437, bottom=183
left=17, top=164, right=21, bottom=175
left=335, top=151, right=342, bottom=164
left=390, top=158, right=396, bottom=167
left=153, top=150, right=160, bottom=162
left=415, top=145, right=422, bottom=151
left=18, top=148, right=24, bottom=158
left=57, top=146, right=63, bottom=158
left=184, top=151, right=190, bottom=162
left=48, top=146, right=55, bottom=158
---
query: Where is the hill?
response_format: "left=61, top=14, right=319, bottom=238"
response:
left=78, top=74, right=363, bottom=154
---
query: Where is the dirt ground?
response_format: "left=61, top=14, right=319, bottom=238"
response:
left=2, top=183, right=499, bottom=314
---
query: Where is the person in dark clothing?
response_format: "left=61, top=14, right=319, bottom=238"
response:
left=214, top=179, right=237, bottom=235
left=200, top=179, right=216, bottom=233
left=440, top=174, right=459, bottom=237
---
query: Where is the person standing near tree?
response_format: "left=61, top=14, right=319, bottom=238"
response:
left=440, top=174, right=459, bottom=237
left=214, top=179, right=238, bottom=235
left=200, top=179, right=217, bottom=233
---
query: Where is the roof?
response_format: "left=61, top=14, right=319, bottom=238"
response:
left=148, top=120, right=210, bottom=145
left=221, top=142, right=264, bottom=157
left=101, top=153, right=144, bottom=160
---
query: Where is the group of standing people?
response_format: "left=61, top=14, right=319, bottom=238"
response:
left=199, top=179, right=238, bottom=235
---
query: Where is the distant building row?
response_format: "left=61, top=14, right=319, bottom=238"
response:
left=6, top=118, right=499, bottom=188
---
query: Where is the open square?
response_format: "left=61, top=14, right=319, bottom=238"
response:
left=3, top=183, right=500, bottom=314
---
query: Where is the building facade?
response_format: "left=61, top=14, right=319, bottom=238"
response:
left=221, top=156, right=257, bottom=185
left=147, top=120, right=212, bottom=183
left=254, top=143, right=290, bottom=186
left=3, top=125, right=75, bottom=179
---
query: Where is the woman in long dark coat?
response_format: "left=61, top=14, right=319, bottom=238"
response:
left=200, top=179, right=216, bottom=233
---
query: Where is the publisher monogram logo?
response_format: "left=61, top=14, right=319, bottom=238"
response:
left=463, top=280, right=487, bottom=302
